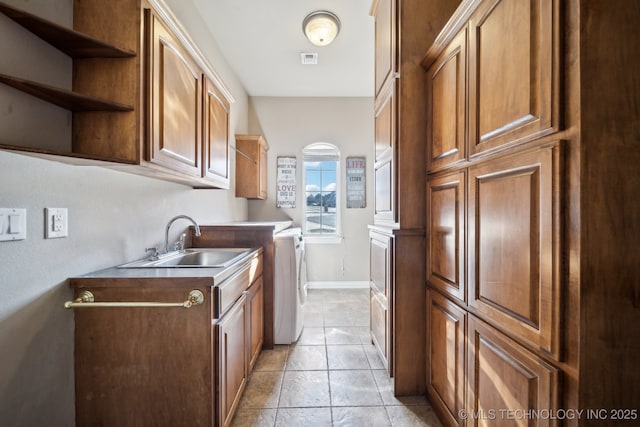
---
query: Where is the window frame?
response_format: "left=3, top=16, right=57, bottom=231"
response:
left=303, top=143, right=341, bottom=242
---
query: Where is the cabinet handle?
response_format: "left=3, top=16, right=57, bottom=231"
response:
left=64, top=290, right=205, bottom=309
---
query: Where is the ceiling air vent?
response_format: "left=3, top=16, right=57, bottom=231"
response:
left=301, top=52, right=318, bottom=65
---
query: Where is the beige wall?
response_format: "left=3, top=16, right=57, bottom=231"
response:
left=247, top=97, right=374, bottom=282
left=0, top=0, right=249, bottom=425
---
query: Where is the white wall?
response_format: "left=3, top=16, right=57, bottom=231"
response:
left=0, top=0, right=249, bottom=425
left=247, top=97, right=374, bottom=282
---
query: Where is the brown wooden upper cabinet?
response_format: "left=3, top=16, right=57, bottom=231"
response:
left=147, top=11, right=203, bottom=178
left=425, top=28, right=467, bottom=172
left=235, top=135, right=269, bottom=200
left=373, top=0, right=395, bottom=97
left=467, top=0, right=559, bottom=156
left=0, top=0, right=232, bottom=189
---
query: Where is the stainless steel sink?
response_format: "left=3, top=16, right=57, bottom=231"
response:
left=117, top=248, right=252, bottom=268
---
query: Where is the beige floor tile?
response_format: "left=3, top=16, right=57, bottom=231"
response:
left=327, top=345, right=370, bottom=370
left=285, top=345, right=327, bottom=370
left=231, top=408, right=276, bottom=427
left=364, top=344, right=386, bottom=370
left=323, top=312, right=354, bottom=327
left=254, top=345, right=289, bottom=372
left=332, top=406, right=392, bottom=427
left=297, top=327, right=325, bottom=345
left=279, top=371, right=331, bottom=407
left=304, top=311, right=324, bottom=327
left=239, top=371, right=284, bottom=409
left=329, top=370, right=383, bottom=406
left=372, top=370, right=429, bottom=406
left=325, top=326, right=363, bottom=344
left=385, top=405, right=443, bottom=426
left=274, top=407, right=332, bottom=426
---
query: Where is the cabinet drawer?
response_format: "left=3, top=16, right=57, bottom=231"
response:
left=215, top=254, right=263, bottom=318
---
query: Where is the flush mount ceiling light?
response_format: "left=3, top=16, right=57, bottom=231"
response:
left=302, top=10, right=341, bottom=46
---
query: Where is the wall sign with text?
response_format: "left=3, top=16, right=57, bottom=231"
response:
left=346, top=157, right=366, bottom=208
left=276, top=156, right=297, bottom=208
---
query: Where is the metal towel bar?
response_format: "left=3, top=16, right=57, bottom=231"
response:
left=64, top=290, right=205, bottom=309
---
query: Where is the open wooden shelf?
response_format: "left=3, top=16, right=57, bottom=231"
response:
left=0, top=73, right=133, bottom=112
left=0, top=1, right=135, bottom=58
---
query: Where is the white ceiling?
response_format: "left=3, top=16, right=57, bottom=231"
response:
left=192, top=0, right=374, bottom=97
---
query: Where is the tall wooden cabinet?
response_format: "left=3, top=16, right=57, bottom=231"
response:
left=423, top=0, right=640, bottom=425
left=368, top=0, right=461, bottom=395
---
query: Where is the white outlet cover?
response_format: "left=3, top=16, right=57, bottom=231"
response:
left=45, top=208, right=68, bottom=239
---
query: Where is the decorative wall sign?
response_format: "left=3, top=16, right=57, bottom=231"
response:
left=276, top=156, right=297, bottom=208
left=346, top=156, right=366, bottom=208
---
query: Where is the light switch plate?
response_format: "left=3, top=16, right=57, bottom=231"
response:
left=45, top=208, right=68, bottom=239
left=0, top=208, right=27, bottom=241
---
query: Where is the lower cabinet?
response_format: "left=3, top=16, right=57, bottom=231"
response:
left=70, top=250, right=264, bottom=427
left=427, top=288, right=561, bottom=427
left=369, top=229, right=392, bottom=373
left=426, top=289, right=466, bottom=427
left=466, top=315, right=559, bottom=427
left=216, top=293, right=248, bottom=427
left=246, top=276, right=264, bottom=371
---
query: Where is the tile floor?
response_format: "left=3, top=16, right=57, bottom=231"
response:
left=231, top=288, right=443, bottom=427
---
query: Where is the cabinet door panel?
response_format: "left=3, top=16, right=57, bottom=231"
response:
left=469, top=0, right=558, bottom=155
left=216, top=294, right=247, bottom=427
left=203, top=79, right=230, bottom=187
left=374, top=83, right=396, bottom=223
left=467, top=315, right=559, bottom=427
left=427, top=171, right=466, bottom=302
left=426, top=28, right=467, bottom=171
left=247, top=276, right=264, bottom=371
left=371, top=288, right=390, bottom=373
left=370, top=231, right=391, bottom=297
left=373, top=0, right=395, bottom=97
left=426, top=290, right=466, bottom=427
left=148, top=13, right=202, bottom=176
left=469, top=144, right=561, bottom=357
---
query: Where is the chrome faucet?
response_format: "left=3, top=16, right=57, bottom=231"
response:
left=164, top=215, right=202, bottom=253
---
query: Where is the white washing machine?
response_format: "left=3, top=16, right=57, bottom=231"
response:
left=273, top=227, right=307, bottom=344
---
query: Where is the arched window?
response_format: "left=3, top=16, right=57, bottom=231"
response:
left=303, top=143, right=340, bottom=236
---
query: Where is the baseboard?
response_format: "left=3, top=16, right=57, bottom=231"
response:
left=306, top=281, right=370, bottom=289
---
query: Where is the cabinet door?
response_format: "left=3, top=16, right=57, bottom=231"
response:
left=235, top=135, right=268, bottom=199
left=373, top=0, right=396, bottom=97
left=426, top=28, right=467, bottom=171
left=426, top=289, right=466, bottom=427
left=427, top=171, right=466, bottom=303
left=468, top=0, right=558, bottom=156
left=374, top=83, right=396, bottom=223
left=258, top=142, right=268, bottom=199
left=203, top=78, right=230, bottom=188
left=468, top=144, right=561, bottom=357
left=369, top=229, right=392, bottom=374
left=216, top=293, right=248, bottom=427
left=246, top=276, right=264, bottom=372
left=147, top=12, right=202, bottom=176
left=370, top=287, right=391, bottom=374
left=467, top=315, right=559, bottom=427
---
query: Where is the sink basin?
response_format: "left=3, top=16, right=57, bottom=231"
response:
left=117, top=248, right=252, bottom=268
